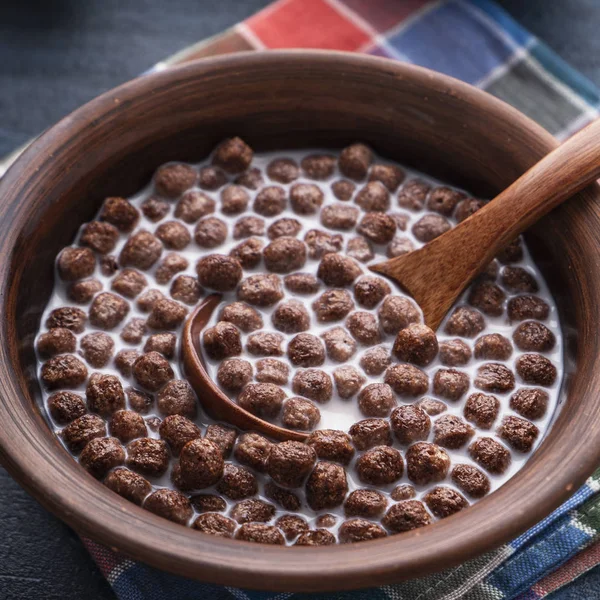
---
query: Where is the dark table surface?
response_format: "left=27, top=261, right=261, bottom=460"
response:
left=1, top=1, right=600, bottom=599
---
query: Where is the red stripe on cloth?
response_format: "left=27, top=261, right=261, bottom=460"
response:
left=246, top=0, right=371, bottom=50
left=340, top=0, right=433, bottom=33
left=82, top=537, right=124, bottom=577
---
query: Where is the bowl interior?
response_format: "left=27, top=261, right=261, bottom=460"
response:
left=1, top=51, right=599, bottom=591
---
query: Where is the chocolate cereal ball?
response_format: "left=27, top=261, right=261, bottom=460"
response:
left=332, top=179, right=356, bottom=201
left=154, top=163, right=197, bottom=198
left=155, top=221, right=191, bottom=250
left=238, top=383, right=285, bottom=419
left=358, top=383, right=396, bottom=418
left=263, top=237, right=307, bottom=273
left=157, top=380, right=197, bottom=418
left=233, top=215, right=265, bottom=239
left=37, top=328, right=76, bottom=358
left=247, top=331, right=284, bottom=356
left=267, top=158, right=299, bottom=183
left=353, top=276, right=391, bottom=309
left=507, top=295, right=550, bottom=322
left=175, top=191, right=215, bottom=223
left=338, top=519, right=387, bottom=543
left=177, top=438, right=224, bottom=490
left=349, top=419, right=392, bottom=451
left=464, top=393, right=500, bottom=429
left=141, top=196, right=169, bottom=222
left=170, top=275, right=202, bottom=305
left=346, top=311, right=382, bottom=346
left=211, top=138, right=253, bottom=173
left=398, top=179, right=430, bottom=211
left=412, top=213, right=451, bottom=243
left=306, top=429, right=355, bottom=465
left=159, top=415, right=201, bottom=455
left=48, top=391, right=86, bottom=425
left=424, top=487, right=469, bottom=519
left=136, top=289, right=164, bottom=313
left=304, top=228, right=343, bottom=259
left=321, top=203, right=360, bottom=230
left=220, top=185, right=250, bottom=215
left=416, top=397, right=447, bottom=416
left=282, top=397, right=321, bottom=430
left=205, top=424, right=237, bottom=458
left=219, top=301, right=263, bottom=332
left=383, top=501, right=432, bottom=534
left=271, top=300, right=310, bottom=334
left=391, top=485, right=416, bottom=501
left=234, top=433, right=273, bottom=473
left=444, top=306, right=485, bottom=338
left=516, top=354, right=557, bottom=386
left=67, top=278, right=103, bottom=304
left=455, top=198, right=484, bottom=222
left=144, top=489, right=193, bottom=525
left=190, top=494, right=227, bottom=513
left=406, top=442, right=450, bottom=485
left=101, top=196, right=139, bottom=232
left=345, top=489, right=387, bottom=519
left=216, top=464, right=258, bottom=500
left=104, top=467, right=151, bottom=505
left=267, top=441, right=316, bottom=488
left=513, top=321, right=556, bottom=352
left=238, top=273, right=283, bottom=307
left=203, top=322, right=242, bottom=360
left=144, top=332, right=177, bottom=358
left=510, top=388, right=549, bottom=420
left=468, top=281, right=506, bottom=317
left=127, top=437, right=170, bottom=477
left=253, top=186, right=287, bottom=217
left=386, top=236, right=415, bottom=258
left=267, top=217, right=302, bottom=240
left=317, top=253, right=362, bottom=287
left=128, top=388, right=153, bottom=415
left=146, top=298, right=187, bottom=330
left=384, top=364, right=429, bottom=397
left=284, top=272, right=320, bottom=294
left=120, top=231, right=163, bottom=270
left=321, top=327, right=357, bottom=362
left=433, top=414, right=474, bottom=449
left=292, top=369, right=332, bottom=403
left=229, top=238, right=263, bottom=269
left=230, top=498, right=275, bottom=524
left=390, top=405, right=431, bottom=445
left=357, top=212, right=396, bottom=244
left=469, top=437, right=511, bottom=474
left=339, top=143, right=372, bottom=180
left=255, top=358, right=289, bottom=385
left=80, top=220, right=119, bottom=254
left=79, top=437, right=124, bottom=478
left=154, top=254, right=188, bottom=285
left=62, top=414, right=106, bottom=453
left=109, top=410, right=147, bottom=444
left=193, top=513, right=236, bottom=538
left=474, top=333, right=513, bottom=360
left=86, top=373, right=125, bottom=416
left=347, top=236, right=374, bottom=262
left=277, top=514, right=309, bottom=541
left=287, top=333, right=325, bottom=367
left=306, top=461, right=348, bottom=510
left=236, top=523, right=284, bottom=545
left=57, top=247, right=96, bottom=282
left=290, top=183, right=325, bottom=215
left=46, top=307, right=87, bottom=333
left=427, top=186, right=464, bottom=216
left=120, top=318, right=147, bottom=344
left=217, top=358, right=253, bottom=392
left=439, top=339, right=471, bottom=366
left=393, top=323, right=438, bottom=366
left=301, top=153, right=336, bottom=179
left=356, top=446, right=403, bottom=485
left=475, top=363, right=515, bottom=393
left=133, top=352, right=175, bottom=392
left=114, top=350, right=140, bottom=378
left=355, top=181, right=390, bottom=212
left=264, top=481, right=301, bottom=511
left=502, top=266, right=539, bottom=293
left=378, top=295, right=420, bottom=335
left=194, top=217, right=227, bottom=249
left=451, top=464, right=490, bottom=499
left=359, top=346, right=392, bottom=376
left=41, top=354, right=88, bottom=390
left=333, top=365, right=365, bottom=399
left=433, top=368, right=470, bottom=401
left=312, top=290, right=354, bottom=323
left=112, top=269, right=147, bottom=298
left=89, top=292, right=129, bottom=330
left=198, top=166, right=227, bottom=190
left=369, top=163, right=405, bottom=191
left=498, top=416, right=539, bottom=452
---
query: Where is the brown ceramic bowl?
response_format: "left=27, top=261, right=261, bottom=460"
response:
left=0, top=51, right=599, bottom=592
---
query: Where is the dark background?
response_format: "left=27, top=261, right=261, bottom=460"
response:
left=1, top=1, right=599, bottom=598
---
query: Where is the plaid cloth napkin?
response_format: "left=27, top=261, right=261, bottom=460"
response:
left=3, top=0, right=600, bottom=598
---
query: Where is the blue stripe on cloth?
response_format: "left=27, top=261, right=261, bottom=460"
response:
left=466, top=0, right=532, bottom=46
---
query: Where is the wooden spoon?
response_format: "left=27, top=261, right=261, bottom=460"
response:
left=181, top=294, right=308, bottom=442
left=371, top=119, right=600, bottom=330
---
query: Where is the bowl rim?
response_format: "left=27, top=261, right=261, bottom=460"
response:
left=1, top=49, right=600, bottom=592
